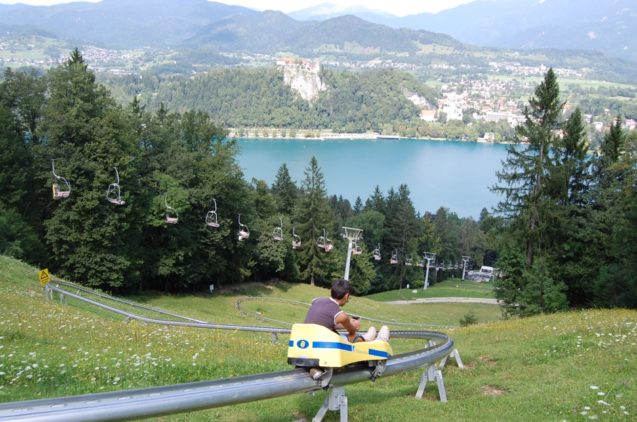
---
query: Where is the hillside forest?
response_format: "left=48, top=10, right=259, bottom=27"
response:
left=1, top=51, right=635, bottom=315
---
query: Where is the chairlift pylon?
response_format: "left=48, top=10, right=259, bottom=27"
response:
left=292, top=225, right=301, bottom=249
left=317, top=229, right=333, bottom=252
left=205, top=198, right=220, bottom=228
left=237, top=214, right=249, bottom=241
left=51, top=159, right=71, bottom=200
left=273, top=217, right=283, bottom=241
left=106, top=167, right=125, bottom=205
left=164, top=194, right=178, bottom=224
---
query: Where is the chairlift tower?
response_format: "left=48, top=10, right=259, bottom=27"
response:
left=341, top=227, right=363, bottom=281
left=461, top=256, right=471, bottom=280
left=423, top=252, right=436, bottom=290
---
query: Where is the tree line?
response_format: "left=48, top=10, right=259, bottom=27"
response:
left=0, top=50, right=493, bottom=295
left=1, top=52, right=634, bottom=313
left=102, top=66, right=511, bottom=139
left=492, top=68, right=637, bottom=314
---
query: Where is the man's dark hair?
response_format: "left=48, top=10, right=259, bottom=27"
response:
left=331, top=279, right=350, bottom=300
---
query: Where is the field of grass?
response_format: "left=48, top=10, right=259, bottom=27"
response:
left=366, top=279, right=495, bottom=301
left=1, top=255, right=636, bottom=421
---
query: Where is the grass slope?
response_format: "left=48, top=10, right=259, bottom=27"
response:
left=366, top=279, right=495, bottom=301
left=1, top=255, right=635, bottom=421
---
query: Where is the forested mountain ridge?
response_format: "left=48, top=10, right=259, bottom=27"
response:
left=186, top=12, right=461, bottom=55
left=106, top=66, right=442, bottom=133
left=1, top=0, right=636, bottom=89
left=0, top=0, right=258, bottom=48
left=292, top=0, right=637, bottom=63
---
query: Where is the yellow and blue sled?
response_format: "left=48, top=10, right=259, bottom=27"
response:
left=287, top=323, right=392, bottom=368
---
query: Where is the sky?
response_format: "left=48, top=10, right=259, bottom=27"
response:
left=0, top=0, right=476, bottom=16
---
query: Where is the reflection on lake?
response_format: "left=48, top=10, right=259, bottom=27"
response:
left=236, top=138, right=509, bottom=219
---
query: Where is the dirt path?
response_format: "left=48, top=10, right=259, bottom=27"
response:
left=386, top=297, right=500, bottom=305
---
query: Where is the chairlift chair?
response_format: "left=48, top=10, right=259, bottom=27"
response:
left=352, top=240, right=362, bottom=255
left=106, top=167, right=125, bottom=205
left=417, top=257, right=425, bottom=268
left=164, top=194, right=178, bottom=224
left=237, top=214, right=249, bottom=241
left=292, top=225, right=301, bottom=249
left=273, top=217, right=283, bottom=241
left=390, top=249, right=398, bottom=265
left=405, top=255, right=413, bottom=266
left=205, top=199, right=220, bottom=228
left=372, top=244, right=381, bottom=261
left=51, top=159, right=71, bottom=200
left=317, top=229, right=333, bottom=252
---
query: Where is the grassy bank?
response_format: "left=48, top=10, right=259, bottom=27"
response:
left=1, top=256, right=635, bottom=421
left=366, top=279, right=495, bottom=301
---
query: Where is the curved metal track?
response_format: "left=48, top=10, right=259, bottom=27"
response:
left=0, top=283, right=455, bottom=421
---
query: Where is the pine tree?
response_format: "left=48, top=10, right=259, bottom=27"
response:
left=296, top=157, right=336, bottom=285
left=546, top=107, right=594, bottom=306
left=591, top=122, right=636, bottom=307
left=271, top=163, right=298, bottom=215
left=492, top=68, right=569, bottom=315
left=493, top=68, right=564, bottom=267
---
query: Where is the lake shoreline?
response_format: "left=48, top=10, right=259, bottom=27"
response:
left=228, top=129, right=510, bottom=144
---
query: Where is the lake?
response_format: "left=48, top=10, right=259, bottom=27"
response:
left=236, top=138, right=509, bottom=219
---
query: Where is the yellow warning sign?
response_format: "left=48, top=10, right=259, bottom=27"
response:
left=38, top=268, right=51, bottom=286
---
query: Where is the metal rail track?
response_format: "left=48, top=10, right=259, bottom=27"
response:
left=0, top=283, right=456, bottom=421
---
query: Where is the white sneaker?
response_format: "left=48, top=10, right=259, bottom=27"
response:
left=377, top=325, right=390, bottom=342
left=362, top=326, right=377, bottom=341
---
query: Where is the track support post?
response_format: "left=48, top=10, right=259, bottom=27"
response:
left=313, top=386, right=348, bottom=422
left=439, top=348, right=464, bottom=369
left=44, top=284, right=53, bottom=301
left=415, top=364, right=447, bottom=402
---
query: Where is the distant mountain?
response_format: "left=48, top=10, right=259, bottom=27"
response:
left=186, top=12, right=462, bottom=55
left=288, top=2, right=395, bottom=24
left=1, top=0, right=635, bottom=84
left=299, top=0, right=637, bottom=63
left=0, top=0, right=258, bottom=48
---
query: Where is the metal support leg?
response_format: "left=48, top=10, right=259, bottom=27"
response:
left=415, top=364, right=447, bottom=402
left=313, top=386, right=348, bottom=422
left=271, top=332, right=279, bottom=343
left=43, top=285, right=50, bottom=301
left=439, top=348, right=464, bottom=369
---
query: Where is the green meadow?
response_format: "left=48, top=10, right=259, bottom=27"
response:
left=1, top=255, right=635, bottom=421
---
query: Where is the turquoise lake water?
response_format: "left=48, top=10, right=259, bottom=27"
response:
left=236, top=138, right=509, bottom=219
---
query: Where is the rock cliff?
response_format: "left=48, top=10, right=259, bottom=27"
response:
left=277, top=59, right=326, bottom=102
